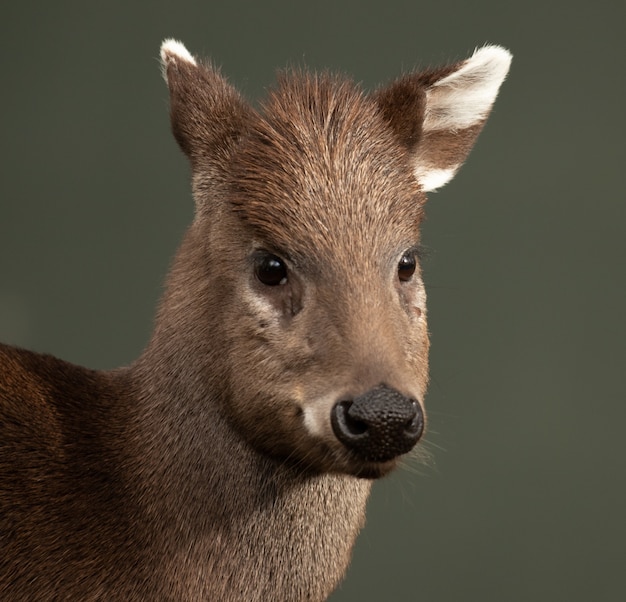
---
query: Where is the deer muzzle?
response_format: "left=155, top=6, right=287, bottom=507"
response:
left=330, top=384, right=424, bottom=462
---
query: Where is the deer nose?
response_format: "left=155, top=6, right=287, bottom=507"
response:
left=330, top=385, right=424, bottom=462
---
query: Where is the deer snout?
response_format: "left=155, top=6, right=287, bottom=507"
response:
left=330, top=385, right=424, bottom=462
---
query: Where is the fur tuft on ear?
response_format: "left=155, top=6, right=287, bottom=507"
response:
left=375, top=44, right=511, bottom=192
left=160, top=39, right=197, bottom=73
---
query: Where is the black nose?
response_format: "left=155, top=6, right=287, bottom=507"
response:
left=330, top=384, right=424, bottom=462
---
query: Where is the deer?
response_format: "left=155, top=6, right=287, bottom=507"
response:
left=0, top=39, right=511, bottom=600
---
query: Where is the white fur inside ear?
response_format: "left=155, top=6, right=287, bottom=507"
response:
left=415, top=165, right=458, bottom=192
left=424, top=45, right=512, bottom=132
left=160, top=38, right=197, bottom=70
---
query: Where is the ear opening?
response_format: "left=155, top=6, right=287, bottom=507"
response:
left=423, top=45, right=512, bottom=133
left=418, top=45, right=511, bottom=191
left=375, top=45, right=512, bottom=192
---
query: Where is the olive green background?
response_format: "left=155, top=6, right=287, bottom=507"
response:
left=1, top=1, right=624, bottom=600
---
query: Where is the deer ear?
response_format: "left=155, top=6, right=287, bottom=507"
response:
left=160, top=39, right=249, bottom=174
left=376, top=45, right=512, bottom=192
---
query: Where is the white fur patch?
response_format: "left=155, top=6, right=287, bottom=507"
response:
left=424, top=45, right=512, bottom=132
left=303, top=406, right=325, bottom=437
left=160, top=38, right=197, bottom=71
left=243, top=287, right=280, bottom=323
left=302, top=393, right=337, bottom=438
left=415, top=165, right=458, bottom=192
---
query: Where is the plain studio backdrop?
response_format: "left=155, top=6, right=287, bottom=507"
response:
left=0, top=2, right=624, bottom=600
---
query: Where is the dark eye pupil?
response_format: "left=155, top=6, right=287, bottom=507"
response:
left=398, top=253, right=416, bottom=281
left=255, top=255, right=288, bottom=286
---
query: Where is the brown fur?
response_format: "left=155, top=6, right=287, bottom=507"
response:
left=0, top=42, right=509, bottom=600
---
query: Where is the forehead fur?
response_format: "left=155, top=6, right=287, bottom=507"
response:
left=229, top=71, right=425, bottom=259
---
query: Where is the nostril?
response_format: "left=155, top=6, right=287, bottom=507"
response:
left=332, top=400, right=368, bottom=439
left=404, top=400, right=424, bottom=438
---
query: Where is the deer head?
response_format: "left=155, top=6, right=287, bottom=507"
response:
left=156, top=40, right=511, bottom=479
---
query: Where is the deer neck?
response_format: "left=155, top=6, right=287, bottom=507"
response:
left=125, top=332, right=371, bottom=599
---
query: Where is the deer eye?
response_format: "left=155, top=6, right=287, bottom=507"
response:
left=397, top=251, right=417, bottom=282
left=255, top=254, right=288, bottom=286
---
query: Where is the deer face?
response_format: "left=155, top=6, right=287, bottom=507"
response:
left=160, top=40, right=510, bottom=478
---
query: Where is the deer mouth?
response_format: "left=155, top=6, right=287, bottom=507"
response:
left=349, top=458, right=399, bottom=479
left=319, top=440, right=405, bottom=479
